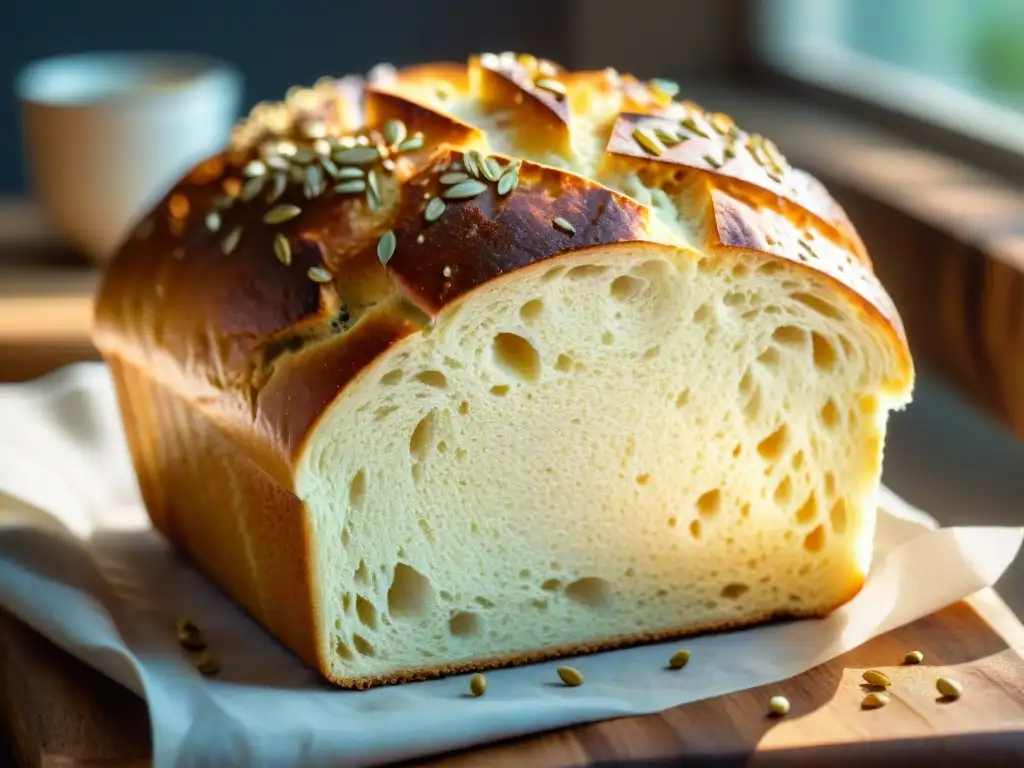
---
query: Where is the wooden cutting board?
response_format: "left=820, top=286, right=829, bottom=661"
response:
left=2, top=589, right=1023, bottom=767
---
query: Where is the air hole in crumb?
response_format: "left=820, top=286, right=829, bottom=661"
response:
left=758, top=261, right=785, bottom=276
left=625, top=567, right=636, bottom=577
left=757, top=346, right=780, bottom=369
left=791, top=292, right=844, bottom=320
left=356, top=595, right=378, bottom=629
left=643, top=346, right=660, bottom=360
left=732, top=443, right=743, bottom=458
left=757, top=425, right=788, bottom=460
left=634, top=259, right=670, bottom=280
left=437, top=441, right=448, bottom=454
left=610, top=274, right=644, bottom=301
left=352, top=634, right=375, bottom=656
left=723, top=291, right=745, bottom=307
left=795, top=492, right=818, bottom=524
left=812, top=333, right=837, bottom=371
left=354, top=561, right=369, bottom=585
left=541, top=578, right=561, bottom=591
left=601, top=330, right=614, bottom=345
left=692, top=303, right=713, bottom=323
left=839, top=335, right=855, bottom=357
left=774, top=476, right=793, bottom=505
left=704, top=599, right=718, bottom=610
left=803, top=524, right=826, bottom=553
left=668, top=516, right=677, bottom=527
left=859, top=395, right=878, bottom=414
left=493, top=333, right=540, bottom=381
left=565, top=577, right=612, bottom=607
left=458, top=400, right=470, bottom=415
left=374, top=405, right=399, bottom=421
left=531, top=599, right=549, bottom=611
left=636, top=473, right=651, bottom=486
left=830, top=498, right=848, bottom=535
left=388, top=563, right=433, bottom=618
left=772, top=325, right=807, bottom=347
left=555, top=353, right=573, bottom=372
left=475, top=596, right=495, bottom=608
left=675, top=388, right=691, bottom=408
left=721, top=583, right=749, bottom=599
left=731, top=263, right=750, bottom=278
left=337, top=640, right=353, bottom=659
left=689, top=520, right=702, bottom=540
left=519, top=569, right=531, bottom=579
left=824, top=471, right=836, bottom=498
left=738, top=369, right=754, bottom=396
left=696, top=489, right=722, bottom=518
left=798, top=563, right=811, bottom=576
left=820, top=399, right=841, bottom=430
left=520, top=299, right=544, bottom=321
left=788, top=594, right=803, bottom=603
left=489, top=384, right=510, bottom=397
left=566, top=264, right=609, bottom=280
left=744, top=388, right=763, bottom=421
left=349, top=469, right=366, bottom=509
left=415, top=370, right=448, bottom=389
left=439, top=590, right=453, bottom=601
left=448, top=611, right=482, bottom=637
left=410, top=410, right=436, bottom=460
left=791, top=450, right=805, bottom=470
left=542, top=266, right=567, bottom=282
left=381, top=369, right=403, bottom=385
left=697, top=258, right=716, bottom=274
left=741, top=502, right=751, bottom=518
left=342, top=593, right=352, bottom=612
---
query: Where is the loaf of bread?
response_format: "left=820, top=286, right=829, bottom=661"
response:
left=93, top=52, right=914, bottom=688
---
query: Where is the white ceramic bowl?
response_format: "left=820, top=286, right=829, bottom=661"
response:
left=16, top=52, right=242, bottom=263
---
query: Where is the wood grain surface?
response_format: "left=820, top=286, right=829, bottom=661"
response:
left=2, top=590, right=1023, bottom=767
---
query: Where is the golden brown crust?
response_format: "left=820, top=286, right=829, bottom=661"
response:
left=92, top=52, right=911, bottom=685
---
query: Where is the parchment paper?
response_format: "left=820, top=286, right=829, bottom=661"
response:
left=0, top=364, right=1019, bottom=767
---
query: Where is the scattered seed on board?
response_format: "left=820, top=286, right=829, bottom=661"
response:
left=443, top=266, right=452, bottom=278
left=424, top=196, right=446, bottom=223
left=273, top=233, right=291, bottom=265
left=336, top=166, right=365, bottom=180
left=240, top=176, right=265, bottom=202
left=904, top=650, right=924, bottom=665
left=862, top=670, right=891, bottom=688
left=442, top=179, right=488, bottom=200
left=557, top=666, right=584, bottom=687
left=861, top=691, right=890, bottom=709
left=195, top=651, right=220, bottom=676
left=482, top=156, right=503, bottom=182
left=398, top=134, right=425, bottom=153
left=334, top=180, right=367, bottom=194
left=553, top=216, right=575, bottom=235
left=221, top=226, right=243, bottom=255
left=469, top=673, right=487, bottom=697
left=308, top=266, right=332, bottom=283
left=204, top=211, right=221, bottom=232
left=333, top=146, right=380, bottom=165
left=416, top=234, right=425, bottom=244
left=175, top=618, right=206, bottom=651
left=377, top=230, right=397, bottom=266
left=668, top=649, right=691, bottom=669
left=267, top=173, right=287, bottom=203
left=768, top=696, right=790, bottom=716
left=264, top=204, right=302, bottom=224
left=936, top=677, right=962, bottom=699
left=535, top=78, right=566, bottom=98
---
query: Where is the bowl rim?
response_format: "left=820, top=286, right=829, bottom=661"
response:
left=15, top=51, right=242, bottom=108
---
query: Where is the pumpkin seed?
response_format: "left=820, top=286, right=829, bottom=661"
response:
left=440, top=172, right=470, bottom=185
left=383, top=119, right=407, bottom=146
left=463, top=151, right=482, bottom=178
left=264, top=204, right=302, bottom=224
left=398, top=134, right=425, bottom=153
left=267, top=173, right=287, bottom=203
left=936, top=677, right=962, bottom=699
left=367, top=169, right=381, bottom=207
left=557, top=666, right=583, bottom=686
left=424, top=197, right=446, bottom=222
left=319, top=157, right=341, bottom=178
left=668, top=649, right=690, bottom=669
left=266, top=155, right=291, bottom=172
left=481, top=156, right=503, bottom=182
left=336, top=166, right=365, bottom=180
left=535, top=78, right=566, bottom=98
left=273, top=233, right=291, bottom=265
left=632, top=127, right=666, bottom=157
left=211, top=194, right=235, bottom=211
left=469, top=673, right=487, bottom=697
left=442, top=179, right=488, bottom=200
left=654, top=127, right=683, bottom=145
left=862, top=670, right=891, bottom=688
left=304, top=165, right=324, bottom=198
left=553, top=216, right=575, bottom=235
left=308, top=266, right=332, bottom=283
left=221, top=226, right=243, bottom=255
left=333, top=180, right=367, bottom=194
left=768, top=695, right=790, bottom=716
left=377, top=230, right=397, bottom=265
left=710, top=112, right=735, bottom=135
left=333, top=146, right=381, bottom=165
left=904, top=650, right=924, bottom=665
left=497, top=170, right=518, bottom=196
left=204, top=211, right=221, bottom=232
left=291, top=147, right=315, bottom=164
left=704, top=154, right=722, bottom=169
left=680, top=116, right=710, bottom=138
left=240, top=176, right=265, bottom=202
left=861, top=691, right=889, bottom=709
left=194, top=651, right=220, bottom=676
left=650, top=78, right=680, bottom=98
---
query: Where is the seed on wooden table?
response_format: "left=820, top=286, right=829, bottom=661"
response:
left=332, top=146, right=381, bottom=165
left=221, top=226, right=243, bottom=255
left=862, top=670, right=891, bottom=688
left=668, top=649, right=690, bottom=669
left=936, top=677, right=962, bottom=699
left=768, top=695, right=790, bottom=716
left=861, top=691, right=889, bottom=709
left=904, top=650, right=924, bottom=665
left=336, top=166, right=365, bottom=180
left=175, top=618, right=205, bottom=650
left=273, top=233, right=291, bottom=265
left=553, top=216, right=575, bottom=235
left=307, top=266, right=332, bottom=283
left=263, top=204, right=302, bottom=224
left=333, top=180, right=367, bottom=194
left=195, top=651, right=220, bottom=676
left=469, top=673, right=487, bottom=697
left=557, top=666, right=583, bottom=687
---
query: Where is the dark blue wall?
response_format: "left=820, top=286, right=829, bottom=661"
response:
left=0, top=0, right=571, bottom=194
